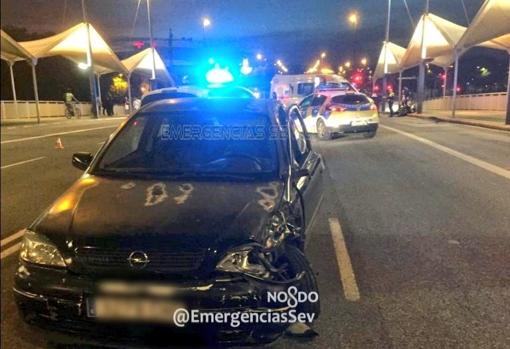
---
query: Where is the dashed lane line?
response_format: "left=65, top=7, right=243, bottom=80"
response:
left=1, top=243, right=22, bottom=260
left=1, top=156, right=46, bottom=169
left=1, top=125, right=118, bottom=144
left=328, top=217, right=361, bottom=302
left=0, top=230, right=25, bottom=247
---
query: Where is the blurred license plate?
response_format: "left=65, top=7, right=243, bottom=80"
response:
left=351, top=120, right=368, bottom=126
left=87, top=297, right=181, bottom=323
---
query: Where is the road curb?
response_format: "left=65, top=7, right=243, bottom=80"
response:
left=408, top=114, right=510, bottom=132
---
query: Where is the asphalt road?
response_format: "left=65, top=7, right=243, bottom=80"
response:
left=1, top=116, right=509, bottom=348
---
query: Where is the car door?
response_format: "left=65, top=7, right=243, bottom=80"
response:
left=287, top=106, right=325, bottom=232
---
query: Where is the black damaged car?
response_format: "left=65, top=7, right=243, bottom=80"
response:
left=14, top=97, right=325, bottom=346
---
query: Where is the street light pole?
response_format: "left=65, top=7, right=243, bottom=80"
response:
left=81, top=0, right=99, bottom=118
left=416, top=0, right=429, bottom=114
left=382, top=0, right=391, bottom=102
left=146, top=0, right=157, bottom=90
left=505, top=52, right=510, bottom=125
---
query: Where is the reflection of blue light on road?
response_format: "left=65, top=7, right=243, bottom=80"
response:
left=206, top=65, right=234, bottom=84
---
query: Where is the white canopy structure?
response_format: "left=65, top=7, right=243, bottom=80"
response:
left=1, top=29, right=40, bottom=121
left=121, top=48, right=170, bottom=79
left=374, top=41, right=406, bottom=79
left=121, top=48, right=174, bottom=111
left=400, top=13, right=467, bottom=70
left=456, top=0, right=510, bottom=52
left=449, top=0, right=510, bottom=119
left=19, top=23, right=126, bottom=75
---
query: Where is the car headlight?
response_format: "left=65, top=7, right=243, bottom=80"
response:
left=216, top=245, right=267, bottom=277
left=20, top=230, right=66, bottom=267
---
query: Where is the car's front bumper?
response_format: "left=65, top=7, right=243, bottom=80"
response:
left=14, top=262, right=291, bottom=345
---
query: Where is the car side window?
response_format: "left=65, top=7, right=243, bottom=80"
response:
left=299, top=95, right=313, bottom=109
left=311, top=95, right=326, bottom=107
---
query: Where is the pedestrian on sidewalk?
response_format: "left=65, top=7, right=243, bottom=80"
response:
left=387, top=87, right=395, bottom=117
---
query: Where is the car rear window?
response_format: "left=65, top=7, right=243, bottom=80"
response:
left=331, top=95, right=370, bottom=105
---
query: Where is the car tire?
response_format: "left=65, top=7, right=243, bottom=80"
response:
left=283, top=245, right=321, bottom=319
left=316, top=120, right=331, bottom=140
left=363, top=131, right=377, bottom=139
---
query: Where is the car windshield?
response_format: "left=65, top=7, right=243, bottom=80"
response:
left=94, top=110, right=279, bottom=179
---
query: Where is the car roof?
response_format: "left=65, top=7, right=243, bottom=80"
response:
left=141, top=85, right=255, bottom=106
left=139, top=97, right=276, bottom=115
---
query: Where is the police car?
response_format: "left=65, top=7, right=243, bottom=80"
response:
left=298, top=91, right=379, bottom=140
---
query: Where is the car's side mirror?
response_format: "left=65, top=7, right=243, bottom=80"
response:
left=72, top=152, right=93, bottom=171
left=292, top=168, right=310, bottom=179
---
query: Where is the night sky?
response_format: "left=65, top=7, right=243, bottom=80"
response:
left=1, top=0, right=485, bottom=58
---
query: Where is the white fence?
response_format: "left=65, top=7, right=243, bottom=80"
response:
left=424, top=92, right=508, bottom=111
left=0, top=100, right=128, bottom=119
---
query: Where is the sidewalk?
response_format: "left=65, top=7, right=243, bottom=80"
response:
left=0, top=115, right=126, bottom=127
left=410, top=110, right=510, bottom=131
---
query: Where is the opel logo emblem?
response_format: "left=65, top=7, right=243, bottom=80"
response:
left=127, top=251, right=150, bottom=269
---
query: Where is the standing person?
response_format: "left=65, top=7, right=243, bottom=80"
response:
left=387, top=87, right=395, bottom=117
left=105, top=91, right=114, bottom=116
left=63, top=88, right=79, bottom=117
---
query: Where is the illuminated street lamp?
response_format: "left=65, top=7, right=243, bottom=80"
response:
left=202, top=17, right=211, bottom=45
left=256, top=53, right=263, bottom=61
left=202, top=17, right=211, bottom=28
left=348, top=12, right=359, bottom=28
left=347, top=11, right=360, bottom=66
left=361, top=57, right=368, bottom=66
left=320, top=52, right=326, bottom=59
left=344, top=61, right=351, bottom=68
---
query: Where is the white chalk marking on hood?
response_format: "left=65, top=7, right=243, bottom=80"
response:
left=174, top=183, right=194, bottom=205
left=121, top=182, right=136, bottom=190
left=256, top=181, right=279, bottom=212
left=145, top=182, right=169, bottom=207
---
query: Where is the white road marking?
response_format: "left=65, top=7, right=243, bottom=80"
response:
left=328, top=217, right=360, bottom=302
left=0, top=230, right=25, bottom=247
left=1, top=125, right=118, bottom=144
left=0, top=242, right=22, bottom=259
left=381, top=124, right=510, bottom=181
left=1, top=156, right=46, bottom=169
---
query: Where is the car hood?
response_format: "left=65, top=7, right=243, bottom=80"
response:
left=33, top=175, right=285, bottom=253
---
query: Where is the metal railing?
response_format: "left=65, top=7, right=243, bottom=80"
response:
left=0, top=100, right=92, bottom=119
left=424, top=92, right=508, bottom=111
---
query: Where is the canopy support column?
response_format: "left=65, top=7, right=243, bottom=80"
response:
left=398, top=71, right=403, bottom=106
left=8, top=61, right=18, bottom=118
left=452, top=52, right=459, bottom=118
left=96, top=74, right=102, bottom=116
left=442, top=67, right=447, bottom=98
left=96, top=74, right=102, bottom=101
left=127, top=72, right=133, bottom=113
left=30, top=59, right=40, bottom=124
left=505, top=52, right=510, bottom=125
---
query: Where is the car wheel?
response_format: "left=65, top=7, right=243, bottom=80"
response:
left=277, top=245, right=320, bottom=319
left=316, top=120, right=331, bottom=140
left=363, top=131, right=377, bottom=139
